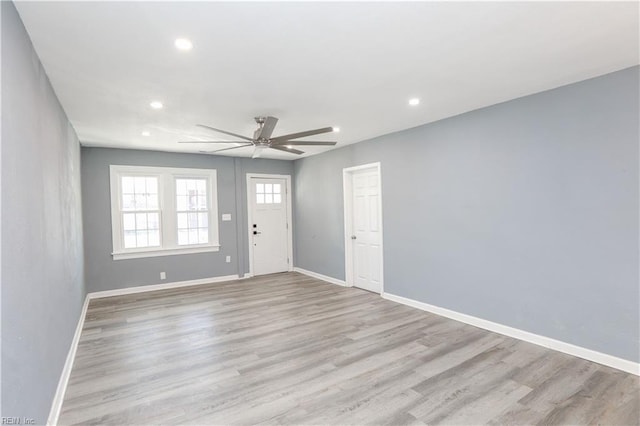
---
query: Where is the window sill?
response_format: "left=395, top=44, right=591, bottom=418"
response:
left=112, top=244, right=220, bottom=260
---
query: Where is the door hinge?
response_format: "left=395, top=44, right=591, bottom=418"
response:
left=287, top=258, right=290, bottom=264
left=286, top=222, right=289, bottom=230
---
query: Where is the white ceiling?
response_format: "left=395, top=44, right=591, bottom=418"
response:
left=15, top=1, right=639, bottom=160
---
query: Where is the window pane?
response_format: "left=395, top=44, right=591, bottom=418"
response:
left=187, top=179, right=197, bottom=192
left=136, top=194, right=148, bottom=210
left=178, top=230, right=189, bottom=245
left=146, top=177, right=157, bottom=194
left=124, top=231, right=136, bottom=248
left=189, top=229, right=198, bottom=244
left=176, top=179, right=187, bottom=196
left=257, top=193, right=264, bottom=204
left=147, top=194, right=158, bottom=210
left=148, top=213, right=159, bottom=230
left=148, top=230, right=160, bottom=247
left=196, top=179, right=206, bottom=195
left=256, top=183, right=264, bottom=193
left=265, top=193, right=273, bottom=204
left=136, top=230, right=148, bottom=247
left=123, top=213, right=136, bottom=231
left=136, top=213, right=148, bottom=230
left=265, top=183, right=273, bottom=193
left=273, top=184, right=281, bottom=194
left=198, top=212, right=208, bottom=227
left=177, top=212, right=188, bottom=229
left=134, top=177, right=146, bottom=193
left=188, top=194, right=198, bottom=210
left=122, top=177, right=134, bottom=193
left=274, top=194, right=282, bottom=204
left=121, top=175, right=158, bottom=213
left=122, top=194, right=135, bottom=210
left=177, top=195, right=187, bottom=211
left=198, top=228, right=208, bottom=244
left=188, top=212, right=198, bottom=227
left=198, top=197, right=207, bottom=210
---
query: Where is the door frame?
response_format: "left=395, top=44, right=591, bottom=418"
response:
left=246, top=173, right=294, bottom=277
left=342, top=162, right=384, bottom=293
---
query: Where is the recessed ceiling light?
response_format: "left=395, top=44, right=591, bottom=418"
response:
left=286, top=145, right=293, bottom=149
left=332, top=127, right=340, bottom=133
left=408, top=98, right=420, bottom=106
left=150, top=101, right=163, bottom=109
left=174, top=38, right=193, bottom=51
left=141, top=131, right=151, bottom=137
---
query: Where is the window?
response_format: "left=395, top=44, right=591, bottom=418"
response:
left=121, top=176, right=160, bottom=248
left=176, top=178, right=209, bottom=245
left=110, top=165, right=219, bottom=260
left=256, top=182, right=282, bottom=204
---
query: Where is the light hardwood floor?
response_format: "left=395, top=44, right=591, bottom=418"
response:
left=59, top=272, right=639, bottom=425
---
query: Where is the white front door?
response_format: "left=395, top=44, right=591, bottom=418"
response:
left=249, top=177, right=290, bottom=276
left=349, top=168, right=383, bottom=293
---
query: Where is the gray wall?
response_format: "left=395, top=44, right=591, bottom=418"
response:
left=294, top=66, right=640, bottom=363
left=1, top=2, right=85, bottom=423
left=82, top=148, right=293, bottom=293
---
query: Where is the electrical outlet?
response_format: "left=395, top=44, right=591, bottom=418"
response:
left=160, top=272, right=166, bottom=280
left=225, top=256, right=231, bottom=263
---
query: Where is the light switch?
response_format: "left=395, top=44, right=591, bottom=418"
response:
left=222, top=213, right=232, bottom=221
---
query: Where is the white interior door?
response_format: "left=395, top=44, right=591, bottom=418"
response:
left=249, top=177, right=290, bottom=276
left=349, top=168, right=383, bottom=293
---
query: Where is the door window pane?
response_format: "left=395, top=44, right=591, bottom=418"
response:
left=256, top=181, right=283, bottom=204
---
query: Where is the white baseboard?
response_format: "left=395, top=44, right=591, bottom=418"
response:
left=382, top=292, right=639, bottom=376
left=47, top=294, right=90, bottom=425
left=88, top=274, right=240, bottom=299
left=293, top=267, right=348, bottom=287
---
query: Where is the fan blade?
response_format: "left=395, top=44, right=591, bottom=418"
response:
left=255, top=116, right=279, bottom=140
left=178, top=140, right=249, bottom=144
left=252, top=146, right=267, bottom=159
left=196, top=124, right=253, bottom=141
left=272, top=141, right=336, bottom=146
left=270, top=127, right=334, bottom=143
left=210, top=144, right=253, bottom=153
left=270, top=145, right=304, bottom=155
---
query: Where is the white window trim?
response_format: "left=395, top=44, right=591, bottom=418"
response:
left=109, top=165, right=220, bottom=260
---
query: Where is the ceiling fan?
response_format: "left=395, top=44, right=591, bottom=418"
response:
left=179, top=116, right=337, bottom=158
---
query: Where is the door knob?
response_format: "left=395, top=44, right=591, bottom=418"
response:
left=351, top=235, right=356, bottom=240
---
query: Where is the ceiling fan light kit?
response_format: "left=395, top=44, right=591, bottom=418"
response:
left=179, top=116, right=337, bottom=158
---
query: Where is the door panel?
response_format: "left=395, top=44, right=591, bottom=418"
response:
left=350, top=169, right=382, bottom=293
left=250, top=177, right=289, bottom=276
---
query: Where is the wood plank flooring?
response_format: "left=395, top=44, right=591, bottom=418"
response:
left=58, top=272, right=639, bottom=425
